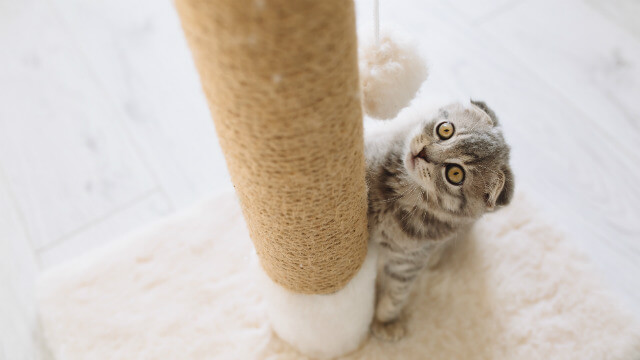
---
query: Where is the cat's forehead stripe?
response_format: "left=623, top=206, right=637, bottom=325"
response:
left=455, top=132, right=503, bottom=155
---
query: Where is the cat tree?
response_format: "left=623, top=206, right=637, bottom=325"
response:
left=36, top=1, right=640, bottom=359
left=174, top=0, right=375, bottom=357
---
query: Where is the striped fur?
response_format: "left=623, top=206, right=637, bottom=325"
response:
left=366, top=101, right=514, bottom=340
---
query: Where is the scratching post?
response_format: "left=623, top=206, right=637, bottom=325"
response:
left=175, top=0, right=375, bottom=357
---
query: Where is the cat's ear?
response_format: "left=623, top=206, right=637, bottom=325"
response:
left=471, top=100, right=499, bottom=126
left=486, top=165, right=514, bottom=210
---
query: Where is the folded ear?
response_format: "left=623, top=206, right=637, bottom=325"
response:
left=471, top=99, right=499, bottom=126
left=486, top=165, right=515, bottom=210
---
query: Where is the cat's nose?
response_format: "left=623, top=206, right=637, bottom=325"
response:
left=416, top=147, right=431, bottom=163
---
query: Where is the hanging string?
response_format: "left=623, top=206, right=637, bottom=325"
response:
left=373, top=0, right=380, bottom=44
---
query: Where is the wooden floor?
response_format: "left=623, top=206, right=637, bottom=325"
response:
left=1, top=0, right=639, bottom=358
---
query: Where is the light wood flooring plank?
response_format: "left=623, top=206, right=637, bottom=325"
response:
left=584, top=0, right=640, bottom=42
left=478, top=0, right=640, bottom=151
left=443, top=0, right=518, bottom=22
left=49, top=0, right=232, bottom=210
left=0, top=0, right=158, bottom=249
left=0, top=169, right=42, bottom=360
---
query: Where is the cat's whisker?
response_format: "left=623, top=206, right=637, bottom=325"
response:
left=379, top=176, right=421, bottom=204
left=376, top=183, right=418, bottom=204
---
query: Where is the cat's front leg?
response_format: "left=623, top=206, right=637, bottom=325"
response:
left=370, top=316, right=406, bottom=342
left=371, top=251, right=426, bottom=341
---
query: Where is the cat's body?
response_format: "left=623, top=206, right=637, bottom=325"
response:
left=365, top=100, right=514, bottom=341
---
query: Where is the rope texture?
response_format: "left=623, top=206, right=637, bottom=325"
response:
left=175, top=0, right=368, bottom=294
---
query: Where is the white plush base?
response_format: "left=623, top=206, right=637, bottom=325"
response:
left=38, top=192, right=640, bottom=359
left=258, top=245, right=376, bottom=359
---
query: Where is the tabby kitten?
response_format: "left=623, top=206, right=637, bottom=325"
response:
left=366, top=100, right=514, bottom=341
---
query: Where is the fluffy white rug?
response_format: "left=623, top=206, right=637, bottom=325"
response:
left=37, top=192, right=640, bottom=359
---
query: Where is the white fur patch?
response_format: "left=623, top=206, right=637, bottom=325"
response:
left=38, top=192, right=640, bottom=359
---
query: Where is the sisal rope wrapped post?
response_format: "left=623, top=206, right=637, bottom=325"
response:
left=175, top=0, right=376, bottom=357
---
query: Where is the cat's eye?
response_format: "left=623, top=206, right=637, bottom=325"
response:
left=445, top=164, right=465, bottom=185
left=436, top=122, right=455, bottom=140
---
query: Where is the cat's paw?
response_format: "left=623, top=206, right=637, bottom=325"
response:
left=371, top=319, right=406, bottom=342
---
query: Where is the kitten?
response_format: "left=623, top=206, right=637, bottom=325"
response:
left=366, top=100, right=514, bottom=341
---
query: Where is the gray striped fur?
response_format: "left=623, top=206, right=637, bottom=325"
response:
left=366, top=101, right=514, bottom=340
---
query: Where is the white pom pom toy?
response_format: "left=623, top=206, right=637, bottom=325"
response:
left=359, top=32, right=428, bottom=120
